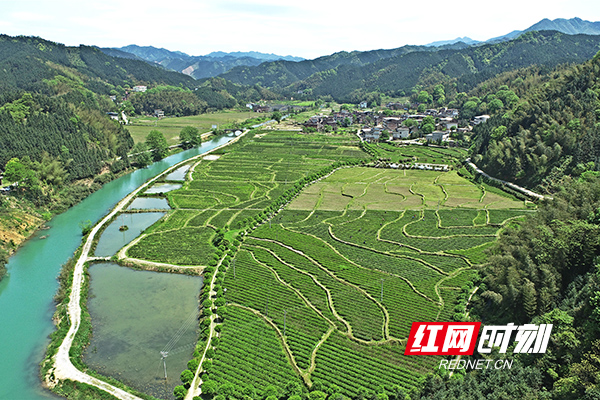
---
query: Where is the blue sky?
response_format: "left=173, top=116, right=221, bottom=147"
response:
left=0, top=0, right=598, bottom=59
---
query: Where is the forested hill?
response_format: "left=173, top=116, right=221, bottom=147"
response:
left=0, top=34, right=200, bottom=181
left=219, top=31, right=600, bottom=101
left=218, top=42, right=470, bottom=91
left=0, top=35, right=196, bottom=92
left=470, top=51, right=600, bottom=191
left=0, top=35, right=205, bottom=280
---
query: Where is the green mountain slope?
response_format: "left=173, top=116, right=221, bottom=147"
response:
left=0, top=35, right=206, bottom=279
left=470, top=51, right=600, bottom=190
left=218, top=43, right=469, bottom=90
left=219, top=31, right=600, bottom=101
left=0, top=35, right=196, bottom=92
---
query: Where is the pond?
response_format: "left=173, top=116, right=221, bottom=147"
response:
left=128, top=197, right=171, bottom=210
left=164, top=164, right=191, bottom=181
left=94, top=212, right=166, bottom=257
left=84, top=263, right=202, bottom=399
left=0, top=133, right=234, bottom=399
left=146, top=183, right=183, bottom=194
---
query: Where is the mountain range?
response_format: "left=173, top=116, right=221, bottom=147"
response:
left=100, top=45, right=304, bottom=80
left=426, top=17, right=600, bottom=46
left=106, top=17, right=600, bottom=85
left=217, top=30, right=600, bottom=102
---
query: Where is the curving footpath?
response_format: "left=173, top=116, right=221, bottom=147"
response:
left=46, top=131, right=249, bottom=400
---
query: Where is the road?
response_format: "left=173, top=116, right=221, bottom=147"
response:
left=46, top=131, right=249, bottom=399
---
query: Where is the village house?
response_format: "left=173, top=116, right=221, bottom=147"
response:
left=438, top=117, right=458, bottom=130
left=425, top=131, right=449, bottom=143
left=362, top=125, right=383, bottom=142
left=386, top=102, right=408, bottom=110
left=133, top=85, right=147, bottom=92
left=324, top=116, right=338, bottom=130
left=253, top=105, right=272, bottom=113
left=304, top=116, right=324, bottom=131
left=359, top=101, right=368, bottom=108
left=154, top=109, right=165, bottom=118
left=392, top=126, right=411, bottom=139
left=383, top=117, right=402, bottom=131
left=439, top=108, right=460, bottom=118
left=106, top=112, right=119, bottom=121
left=406, top=114, right=427, bottom=122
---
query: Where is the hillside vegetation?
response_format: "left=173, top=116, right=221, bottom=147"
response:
left=469, top=51, right=600, bottom=190
left=220, top=31, right=600, bottom=102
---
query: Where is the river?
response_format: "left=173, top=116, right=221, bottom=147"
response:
left=0, top=134, right=234, bottom=400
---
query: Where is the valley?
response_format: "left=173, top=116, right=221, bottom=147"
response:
left=1, top=12, right=600, bottom=400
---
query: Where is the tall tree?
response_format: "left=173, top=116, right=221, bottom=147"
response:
left=146, top=130, right=169, bottom=161
left=179, top=126, right=202, bottom=149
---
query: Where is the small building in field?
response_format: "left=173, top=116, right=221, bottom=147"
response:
left=154, top=109, right=165, bottom=118
left=106, top=112, right=119, bottom=121
left=473, top=115, right=490, bottom=125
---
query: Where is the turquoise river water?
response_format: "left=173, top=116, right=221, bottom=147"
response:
left=0, top=134, right=234, bottom=399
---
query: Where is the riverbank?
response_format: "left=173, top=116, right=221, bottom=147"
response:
left=42, top=131, right=248, bottom=400
left=0, top=133, right=216, bottom=284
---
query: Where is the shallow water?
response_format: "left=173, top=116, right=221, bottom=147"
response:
left=146, top=183, right=183, bottom=194
left=0, top=133, right=234, bottom=399
left=165, top=165, right=191, bottom=181
left=94, top=212, right=166, bottom=257
left=84, top=263, right=202, bottom=399
left=128, top=197, right=171, bottom=210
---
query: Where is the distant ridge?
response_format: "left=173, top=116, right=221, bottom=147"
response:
left=487, top=17, right=600, bottom=43
left=205, top=51, right=303, bottom=62
left=425, top=36, right=481, bottom=47
left=426, top=17, right=600, bottom=47
left=103, top=45, right=304, bottom=80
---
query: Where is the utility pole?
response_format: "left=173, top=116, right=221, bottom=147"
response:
left=380, top=279, right=384, bottom=302
left=160, top=351, right=168, bottom=380
left=233, top=258, right=236, bottom=278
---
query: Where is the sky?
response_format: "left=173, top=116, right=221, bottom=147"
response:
left=0, top=0, right=599, bottom=59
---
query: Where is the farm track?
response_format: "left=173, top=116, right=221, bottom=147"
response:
left=46, top=131, right=250, bottom=400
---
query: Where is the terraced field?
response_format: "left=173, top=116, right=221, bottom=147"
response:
left=224, top=161, right=532, bottom=395
left=126, top=131, right=366, bottom=266
left=121, top=130, right=535, bottom=398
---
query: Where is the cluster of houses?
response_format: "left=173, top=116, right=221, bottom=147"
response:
left=303, top=109, right=362, bottom=131
left=360, top=111, right=463, bottom=144
left=302, top=107, right=472, bottom=145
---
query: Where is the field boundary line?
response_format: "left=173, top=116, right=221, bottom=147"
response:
left=250, top=236, right=393, bottom=344
left=245, top=244, right=340, bottom=328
